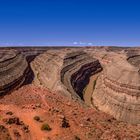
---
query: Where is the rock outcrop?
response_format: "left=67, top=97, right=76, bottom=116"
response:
left=61, top=51, right=102, bottom=99
left=0, top=49, right=29, bottom=95
left=32, top=50, right=102, bottom=99
left=31, top=50, right=67, bottom=94
left=92, top=56, right=140, bottom=124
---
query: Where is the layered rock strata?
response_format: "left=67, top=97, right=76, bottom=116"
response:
left=92, top=57, right=140, bottom=124
left=61, top=51, right=102, bottom=99
left=32, top=50, right=102, bottom=99
left=31, top=50, right=69, bottom=96
left=127, top=55, right=140, bottom=68
left=0, top=49, right=29, bottom=95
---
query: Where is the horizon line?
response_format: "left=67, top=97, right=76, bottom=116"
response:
left=0, top=45, right=139, bottom=48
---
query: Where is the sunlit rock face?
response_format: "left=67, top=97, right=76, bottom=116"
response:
left=0, top=49, right=29, bottom=95
left=32, top=50, right=102, bottom=100
left=61, top=51, right=102, bottom=99
left=92, top=55, right=140, bottom=124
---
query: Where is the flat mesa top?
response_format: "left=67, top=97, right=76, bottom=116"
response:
left=0, top=50, right=18, bottom=62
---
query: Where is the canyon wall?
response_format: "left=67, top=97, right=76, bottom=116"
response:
left=0, top=49, right=29, bottom=95
left=32, top=50, right=102, bottom=100
left=92, top=56, right=140, bottom=124
left=61, top=51, right=102, bottom=99
left=1, top=47, right=140, bottom=124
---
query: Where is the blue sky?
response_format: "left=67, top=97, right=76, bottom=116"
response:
left=0, top=0, right=140, bottom=46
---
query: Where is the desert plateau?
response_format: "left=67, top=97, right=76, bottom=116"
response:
left=0, top=46, right=140, bottom=140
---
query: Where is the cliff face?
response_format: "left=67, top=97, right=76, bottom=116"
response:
left=61, top=51, right=102, bottom=99
left=0, top=49, right=31, bottom=95
left=92, top=56, right=140, bottom=124
left=32, top=50, right=102, bottom=100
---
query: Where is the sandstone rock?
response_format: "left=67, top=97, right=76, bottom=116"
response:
left=32, top=50, right=102, bottom=100
left=61, top=51, right=102, bottom=99
left=92, top=55, right=140, bottom=124
left=0, top=49, right=29, bottom=95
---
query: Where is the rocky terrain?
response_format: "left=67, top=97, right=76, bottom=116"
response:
left=0, top=47, right=140, bottom=139
left=0, top=49, right=29, bottom=95
left=31, top=49, right=102, bottom=101
left=61, top=51, right=102, bottom=99
left=92, top=53, right=140, bottom=124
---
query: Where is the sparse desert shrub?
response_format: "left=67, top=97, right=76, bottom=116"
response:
left=33, top=116, right=40, bottom=122
left=13, top=129, right=21, bottom=137
left=5, top=117, right=21, bottom=125
left=0, top=125, right=5, bottom=130
left=23, top=125, right=29, bottom=133
left=41, top=123, right=52, bottom=131
left=6, top=111, right=13, bottom=115
left=74, top=136, right=81, bottom=140
left=62, top=117, right=70, bottom=128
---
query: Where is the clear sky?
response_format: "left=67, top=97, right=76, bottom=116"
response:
left=0, top=0, right=140, bottom=46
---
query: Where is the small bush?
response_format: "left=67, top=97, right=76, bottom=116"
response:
left=62, top=117, right=70, bottom=128
left=6, top=111, right=13, bottom=115
left=33, top=116, right=40, bottom=122
left=0, top=125, right=5, bottom=130
left=5, top=117, right=21, bottom=125
left=41, top=123, right=52, bottom=131
left=75, top=136, right=81, bottom=140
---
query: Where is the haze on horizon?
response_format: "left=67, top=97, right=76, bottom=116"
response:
left=0, top=0, right=140, bottom=47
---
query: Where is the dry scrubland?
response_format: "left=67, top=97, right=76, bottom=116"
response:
left=0, top=46, right=140, bottom=140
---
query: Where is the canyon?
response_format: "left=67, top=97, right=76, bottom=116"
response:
left=0, top=47, right=140, bottom=140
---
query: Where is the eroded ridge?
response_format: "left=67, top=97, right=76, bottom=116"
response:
left=32, top=50, right=102, bottom=100
left=92, top=57, right=140, bottom=124
left=0, top=49, right=29, bottom=95
left=31, top=50, right=69, bottom=96
left=61, top=51, right=102, bottom=99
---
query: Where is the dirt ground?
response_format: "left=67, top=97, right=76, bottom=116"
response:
left=0, top=85, right=140, bottom=140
